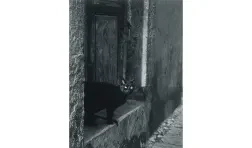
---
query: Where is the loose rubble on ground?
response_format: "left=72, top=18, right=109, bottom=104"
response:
left=145, top=105, right=183, bottom=148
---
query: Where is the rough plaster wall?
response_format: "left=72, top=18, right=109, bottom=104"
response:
left=123, top=0, right=182, bottom=142
left=124, top=0, right=183, bottom=139
left=146, top=0, right=183, bottom=135
left=143, top=0, right=157, bottom=138
left=126, top=0, right=144, bottom=86
left=155, top=0, right=182, bottom=91
left=69, top=0, right=86, bottom=148
left=146, top=0, right=156, bottom=90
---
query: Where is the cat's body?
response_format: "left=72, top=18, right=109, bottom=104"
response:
left=84, top=78, right=135, bottom=126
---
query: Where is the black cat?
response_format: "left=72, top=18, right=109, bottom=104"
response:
left=84, top=78, right=135, bottom=126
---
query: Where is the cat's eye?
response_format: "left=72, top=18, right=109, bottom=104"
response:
left=124, top=86, right=127, bottom=89
left=130, top=86, right=133, bottom=89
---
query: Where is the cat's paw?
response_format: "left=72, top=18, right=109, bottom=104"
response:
left=114, top=120, right=119, bottom=126
left=107, top=119, right=119, bottom=126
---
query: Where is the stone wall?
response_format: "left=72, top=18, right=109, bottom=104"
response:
left=122, top=0, right=183, bottom=144
left=125, top=0, right=144, bottom=86
left=146, top=0, right=183, bottom=135
left=69, top=0, right=87, bottom=148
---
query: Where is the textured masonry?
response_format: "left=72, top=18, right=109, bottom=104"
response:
left=69, top=0, right=87, bottom=148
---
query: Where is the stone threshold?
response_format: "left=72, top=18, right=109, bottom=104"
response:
left=84, top=99, right=145, bottom=146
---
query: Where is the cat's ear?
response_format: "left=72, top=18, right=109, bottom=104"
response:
left=130, top=79, right=135, bottom=84
left=119, top=77, right=126, bottom=85
left=121, top=79, right=126, bottom=85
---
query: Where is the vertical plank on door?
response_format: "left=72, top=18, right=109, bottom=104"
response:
left=95, top=15, right=118, bottom=84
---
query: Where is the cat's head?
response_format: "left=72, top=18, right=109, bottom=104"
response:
left=119, top=77, right=135, bottom=94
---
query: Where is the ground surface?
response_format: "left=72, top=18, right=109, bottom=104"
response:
left=145, top=105, right=183, bottom=148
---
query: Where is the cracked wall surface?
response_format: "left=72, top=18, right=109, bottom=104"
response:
left=69, top=0, right=87, bottom=148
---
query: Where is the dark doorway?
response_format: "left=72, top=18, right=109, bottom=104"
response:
left=86, top=0, right=126, bottom=85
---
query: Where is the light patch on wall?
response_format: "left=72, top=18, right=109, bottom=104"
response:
left=127, top=0, right=132, bottom=24
left=141, top=0, right=149, bottom=87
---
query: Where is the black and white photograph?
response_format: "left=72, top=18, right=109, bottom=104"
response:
left=70, top=0, right=182, bottom=148
left=2, top=0, right=252, bottom=148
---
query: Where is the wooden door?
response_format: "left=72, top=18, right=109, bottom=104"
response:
left=86, top=0, right=126, bottom=85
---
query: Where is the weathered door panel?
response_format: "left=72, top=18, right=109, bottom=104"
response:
left=87, top=1, right=125, bottom=84
left=94, top=15, right=118, bottom=84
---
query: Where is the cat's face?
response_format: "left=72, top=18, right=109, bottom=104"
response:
left=119, top=78, right=135, bottom=94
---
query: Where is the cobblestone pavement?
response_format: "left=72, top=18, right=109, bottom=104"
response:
left=145, top=105, right=183, bottom=148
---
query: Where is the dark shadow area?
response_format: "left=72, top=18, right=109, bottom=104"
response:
left=148, top=58, right=182, bottom=136
left=85, top=143, right=94, bottom=148
left=148, top=60, right=165, bottom=135
left=169, top=87, right=182, bottom=108
left=149, top=100, right=166, bottom=135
